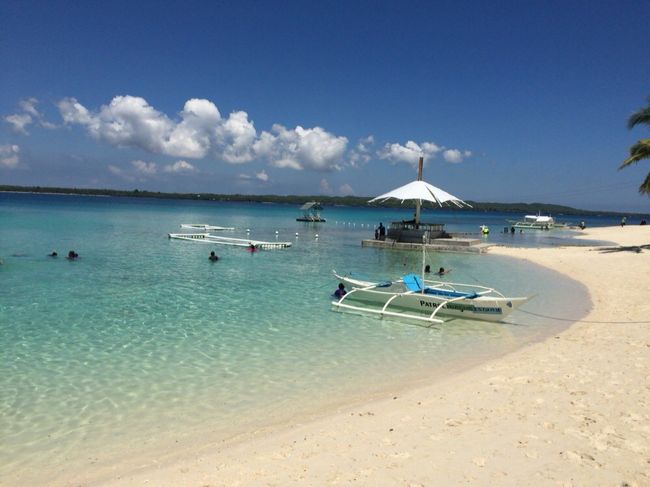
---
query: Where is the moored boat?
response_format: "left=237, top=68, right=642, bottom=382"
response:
left=507, top=214, right=555, bottom=230
left=332, top=271, right=529, bottom=324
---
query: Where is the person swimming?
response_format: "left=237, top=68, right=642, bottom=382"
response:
left=436, top=267, right=450, bottom=276
left=66, top=250, right=79, bottom=259
left=49, top=250, right=58, bottom=257
left=333, top=283, right=347, bottom=299
left=248, top=243, right=257, bottom=252
left=208, top=251, right=219, bottom=261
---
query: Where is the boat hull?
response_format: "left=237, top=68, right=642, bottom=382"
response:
left=507, top=215, right=555, bottom=230
left=334, top=275, right=528, bottom=323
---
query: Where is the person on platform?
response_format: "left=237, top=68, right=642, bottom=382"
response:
left=378, top=222, right=386, bottom=240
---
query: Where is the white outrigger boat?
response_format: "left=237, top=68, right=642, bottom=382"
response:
left=507, top=214, right=555, bottom=230
left=332, top=271, right=529, bottom=324
left=181, top=223, right=235, bottom=231
left=169, top=233, right=292, bottom=249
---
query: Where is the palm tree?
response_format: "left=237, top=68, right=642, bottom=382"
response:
left=621, top=97, right=650, bottom=194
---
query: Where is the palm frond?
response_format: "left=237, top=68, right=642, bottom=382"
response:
left=639, top=171, right=650, bottom=195
left=620, top=139, right=650, bottom=168
left=627, top=97, right=650, bottom=129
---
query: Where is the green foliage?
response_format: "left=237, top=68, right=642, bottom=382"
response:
left=623, top=97, right=650, bottom=194
left=626, top=96, right=650, bottom=129
left=0, top=184, right=636, bottom=216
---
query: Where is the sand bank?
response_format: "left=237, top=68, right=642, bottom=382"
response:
left=100, top=226, right=649, bottom=486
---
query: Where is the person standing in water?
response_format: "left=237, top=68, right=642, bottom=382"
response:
left=333, top=283, right=347, bottom=299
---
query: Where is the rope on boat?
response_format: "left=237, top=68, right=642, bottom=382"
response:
left=516, top=308, right=650, bottom=324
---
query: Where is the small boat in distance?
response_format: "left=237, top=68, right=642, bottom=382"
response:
left=507, top=214, right=555, bottom=230
left=296, top=202, right=326, bottom=222
left=332, top=271, right=530, bottom=324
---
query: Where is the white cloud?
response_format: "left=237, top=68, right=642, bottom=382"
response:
left=163, top=160, right=196, bottom=173
left=108, top=160, right=160, bottom=181
left=216, top=110, right=257, bottom=164
left=339, top=183, right=354, bottom=196
left=19, top=98, right=40, bottom=118
left=5, top=114, right=32, bottom=134
left=131, top=159, right=158, bottom=175
left=377, top=140, right=442, bottom=167
left=165, top=98, right=221, bottom=158
left=237, top=169, right=269, bottom=183
left=348, top=135, right=374, bottom=166
left=0, top=144, right=20, bottom=168
left=58, top=97, right=96, bottom=125
left=255, top=124, right=348, bottom=171
left=319, top=178, right=332, bottom=194
left=56, top=95, right=261, bottom=163
left=442, top=149, right=472, bottom=163
left=60, top=96, right=175, bottom=154
left=5, top=98, right=57, bottom=133
left=108, top=164, right=134, bottom=181
left=10, top=94, right=474, bottom=174
left=378, top=140, right=471, bottom=166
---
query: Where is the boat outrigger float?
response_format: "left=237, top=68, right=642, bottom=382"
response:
left=169, top=233, right=292, bottom=249
left=332, top=271, right=529, bottom=324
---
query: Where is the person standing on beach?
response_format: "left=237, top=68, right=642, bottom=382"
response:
left=621, top=216, right=626, bottom=227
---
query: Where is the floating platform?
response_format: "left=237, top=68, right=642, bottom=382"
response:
left=296, top=217, right=326, bottom=222
left=169, top=233, right=292, bottom=249
left=297, top=201, right=325, bottom=222
left=361, top=237, right=490, bottom=253
left=181, top=223, right=235, bottom=231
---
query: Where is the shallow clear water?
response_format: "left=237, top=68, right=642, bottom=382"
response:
left=0, top=193, right=593, bottom=483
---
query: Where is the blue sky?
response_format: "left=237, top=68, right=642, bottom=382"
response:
left=1, top=0, right=649, bottom=212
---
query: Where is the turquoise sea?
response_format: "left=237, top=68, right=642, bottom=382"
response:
left=0, top=193, right=615, bottom=484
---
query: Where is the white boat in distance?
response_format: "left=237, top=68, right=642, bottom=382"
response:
left=507, top=214, right=555, bottom=230
left=181, top=223, right=235, bottom=231
left=332, top=271, right=529, bottom=324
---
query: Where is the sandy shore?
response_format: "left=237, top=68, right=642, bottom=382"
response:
left=100, top=226, right=650, bottom=486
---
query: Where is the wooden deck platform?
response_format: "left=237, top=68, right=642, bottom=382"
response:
left=361, top=236, right=490, bottom=253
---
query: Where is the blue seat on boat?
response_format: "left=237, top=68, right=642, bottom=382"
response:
left=402, top=273, right=478, bottom=299
left=403, top=273, right=425, bottom=292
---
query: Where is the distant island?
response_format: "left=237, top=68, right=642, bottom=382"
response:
left=0, top=184, right=641, bottom=217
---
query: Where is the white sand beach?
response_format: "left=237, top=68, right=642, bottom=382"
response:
left=97, top=225, right=649, bottom=486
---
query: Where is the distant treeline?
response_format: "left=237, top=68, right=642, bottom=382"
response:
left=0, top=184, right=638, bottom=217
